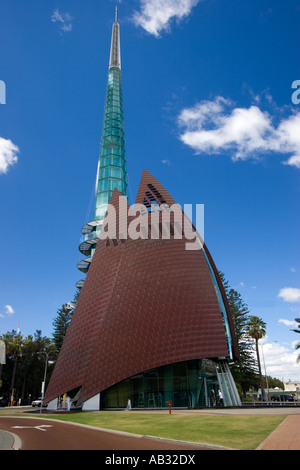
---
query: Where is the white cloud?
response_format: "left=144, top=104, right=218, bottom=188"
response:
left=0, top=305, right=15, bottom=318
left=60, top=23, right=73, bottom=33
left=278, top=318, right=299, bottom=328
left=5, top=305, right=14, bottom=315
left=260, top=340, right=300, bottom=381
left=177, top=96, right=300, bottom=168
left=132, top=0, right=201, bottom=37
left=0, top=137, right=19, bottom=174
left=51, top=9, right=73, bottom=33
left=278, top=287, right=300, bottom=303
left=277, top=113, right=300, bottom=168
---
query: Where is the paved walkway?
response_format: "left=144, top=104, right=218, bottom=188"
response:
left=256, top=415, right=300, bottom=450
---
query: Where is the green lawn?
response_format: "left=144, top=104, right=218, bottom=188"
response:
left=39, top=411, right=285, bottom=450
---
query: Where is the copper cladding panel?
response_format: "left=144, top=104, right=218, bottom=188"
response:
left=45, top=170, right=238, bottom=405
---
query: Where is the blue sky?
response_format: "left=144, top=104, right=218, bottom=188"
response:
left=1, top=0, right=300, bottom=381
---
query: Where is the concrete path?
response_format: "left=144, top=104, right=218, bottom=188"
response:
left=0, top=428, right=22, bottom=450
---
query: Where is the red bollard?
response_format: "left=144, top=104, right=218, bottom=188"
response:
left=168, top=400, right=172, bottom=414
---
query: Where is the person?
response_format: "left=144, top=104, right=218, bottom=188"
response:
left=210, top=388, right=216, bottom=406
left=218, top=389, right=224, bottom=406
left=67, top=396, right=72, bottom=411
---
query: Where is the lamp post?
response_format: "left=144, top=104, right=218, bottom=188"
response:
left=260, top=342, right=270, bottom=402
left=36, top=352, right=49, bottom=415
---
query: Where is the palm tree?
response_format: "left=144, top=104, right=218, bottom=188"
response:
left=296, top=343, right=300, bottom=363
left=1, top=331, right=23, bottom=403
left=246, top=316, right=267, bottom=401
left=291, top=318, right=300, bottom=362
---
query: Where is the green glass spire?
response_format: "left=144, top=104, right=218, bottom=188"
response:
left=94, top=6, right=128, bottom=221
left=77, top=8, right=128, bottom=283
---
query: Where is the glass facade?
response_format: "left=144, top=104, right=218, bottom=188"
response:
left=94, top=66, right=128, bottom=221
left=100, top=359, right=220, bottom=409
left=77, top=14, right=128, bottom=280
left=202, top=248, right=233, bottom=360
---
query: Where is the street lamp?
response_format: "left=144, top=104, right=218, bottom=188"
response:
left=36, top=352, right=49, bottom=415
left=260, top=342, right=270, bottom=402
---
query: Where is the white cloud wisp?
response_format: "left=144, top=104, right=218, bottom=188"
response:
left=0, top=305, right=15, bottom=319
left=177, top=96, right=300, bottom=168
left=51, top=9, right=73, bottom=33
left=132, top=0, right=201, bottom=37
left=279, top=318, right=299, bottom=328
left=0, top=137, right=19, bottom=174
left=5, top=305, right=14, bottom=315
left=278, top=287, right=300, bottom=303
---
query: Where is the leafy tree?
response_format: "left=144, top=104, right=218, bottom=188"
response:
left=52, top=289, right=80, bottom=354
left=52, top=306, right=72, bottom=354
left=20, top=330, right=56, bottom=399
left=246, top=315, right=267, bottom=401
left=219, top=273, right=259, bottom=395
left=0, top=289, right=80, bottom=402
left=265, top=375, right=284, bottom=390
left=0, top=330, right=56, bottom=401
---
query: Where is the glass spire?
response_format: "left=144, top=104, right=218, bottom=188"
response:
left=94, top=6, right=128, bottom=221
left=77, top=8, right=128, bottom=283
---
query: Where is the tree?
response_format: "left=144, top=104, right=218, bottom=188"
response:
left=219, top=273, right=259, bottom=395
left=52, top=306, right=73, bottom=354
left=52, top=289, right=80, bottom=354
left=291, top=318, right=300, bottom=362
left=1, top=331, right=23, bottom=402
left=246, top=315, right=267, bottom=401
left=0, top=330, right=56, bottom=402
left=20, top=330, right=56, bottom=399
left=266, top=375, right=284, bottom=390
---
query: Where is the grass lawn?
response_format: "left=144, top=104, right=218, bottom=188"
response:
left=39, top=411, right=285, bottom=450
